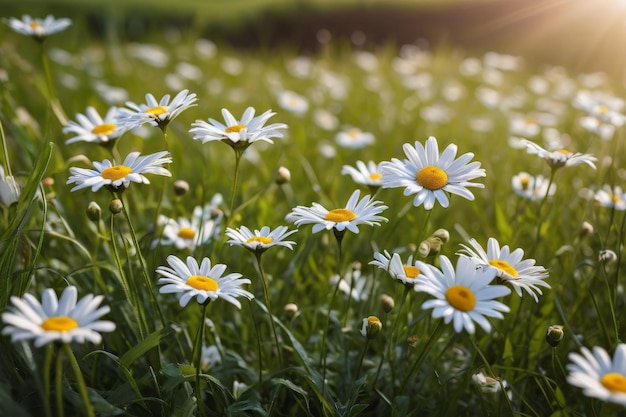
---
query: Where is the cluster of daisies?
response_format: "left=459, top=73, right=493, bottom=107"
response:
left=2, top=13, right=626, bottom=410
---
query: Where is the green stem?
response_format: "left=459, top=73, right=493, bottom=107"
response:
left=382, top=285, right=411, bottom=385
left=63, top=344, right=96, bottom=417
left=255, top=252, right=284, bottom=369
left=42, top=344, right=53, bottom=417
left=470, top=337, right=514, bottom=415
left=109, top=213, right=147, bottom=339
left=55, top=345, right=64, bottom=417
left=320, top=230, right=345, bottom=392
left=228, top=149, right=243, bottom=222
left=0, top=120, right=12, bottom=178
left=400, top=319, right=444, bottom=393
left=354, top=339, right=370, bottom=381
left=193, top=302, right=210, bottom=417
left=531, top=168, right=557, bottom=256
left=119, top=193, right=166, bottom=327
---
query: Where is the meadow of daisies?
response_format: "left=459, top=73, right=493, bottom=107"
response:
left=0, top=11, right=625, bottom=417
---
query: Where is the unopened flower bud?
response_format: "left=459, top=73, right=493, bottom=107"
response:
left=407, top=335, right=419, bottom=347
left=598, top=250, right=617, bottom=264
left=546, top=325, right=564, bottom=347
left=580, top=221, right=594, bottom=236
left=173, top=180, right=189, bottom=196
left=284, top=303, right=298, bottom=318
left=86, top=201, right=101, bottom=222
left=42, top=177, right=55, bottom=187
left=109, top=199, right=123, bottom=214
left=361, top=316, right=382, bottom=339
left=380, top=294, right=395, bottom=313
left=418, top=241, right=431, bottom=257
left=431, top=228, right=450, bottom=244
left=275, top=166, right=291, bottom=185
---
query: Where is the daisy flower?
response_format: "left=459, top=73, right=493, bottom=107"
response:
left=458, top=237, right=550, bottom=302
left=154, top=197, right=224, bottom=250
left=67, top=151, right=172, bottom=192
left=0, top=165, right=20, bottom=206
left=335, top=127, right=375, bottom=149
left=341, top=160, right=383, bottom=189
left=370, top=250, right=433, bottom=287
left=1, top=286, right=115, bottom=347
left=521, top=140, right=597, bottom=170
left=156, top=255, right=253, bottom=308
left=567, top=343, right=626, bottom=406
left=189, top=107, right=288, bottom=150
left=5, top=15, right=71, bottom=39
left=414, top=255, right=510, bottom=334
left=225, top=225, right=297, bottom=254
left=120, top=89, right=197, bottom=130
left=63, top=106, right=128, bottom=145
left=285, top=189, right=387, bottom=234
left=380, top=136, right=486, bottom=210
left=511, top=172, right=556, bottom=201
left=277, top=90, right=309, bottom=116
left=593, top=185, right=626, bottom=211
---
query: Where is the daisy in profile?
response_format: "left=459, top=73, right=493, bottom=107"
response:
left=63, top=106, right=128, bottom=145
left=593, top=185, right=626, bottom=211
left=120, top=89, right=197, bottom=131
left=341, top=160, right=383, bottom=191
left=458, top=237, right=550, bottom=302
left=225, top=225, right=297, bottom=254
left=380, top=136, right=486, bottom=210
left=414, top=255, right=510, bottom=334
left=67, top=151, right=172, bottom=192
left=370, top=250, right=433, bottom=287
left=566, top=343, right=626, bottom=406
left=1, top=286, right=115, bottom=347
left=511, top=172, right=556, bottom=201
left=0, top=165, right=20, bottom=206
left=189, top=107, right=288, bottom=151
left=154, top=198, right=224, bottom=250
left=156, top=255, right=253, bottom=308
left=335, top=127, right=375, bottom=149
left=5, top=15, right=71, bottom=40
left=285, top=189, right=387, bottom=234
left=521, top=140, right=597, bottom=170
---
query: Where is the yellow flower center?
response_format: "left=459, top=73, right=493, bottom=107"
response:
left=225, top=124, right=246, bottom=133
left=101, top=165, right=132, bottom=181
left=403, top=265, right=420, bottom=279
left=445, top=285, right=476, bottom=312
left=145, top=106, right=168, bottom=116
left=555, top=149, right=572, bottom=155
left=91, top=123, right=116, bottom=136
left=246, top=236, right=274, bottom=245
left=600, top=373, right=626, bottom=393
left=41, top=316, right=78, bottom=332
left=186, top=275, right=219, bottom=291
left=178, top=227, right=196, bottom=240
left=520, top=176, right=530, bottom=189
left=369, top=173, right=382, bottom=181
left=489, top=259, right=518, bottom=277
left=416, top=166, right=448, bottom=190
left=348, top=129, right=359, bottom=138
left=598, top=105, right=609, bottom=115
left=30, top=22, right=41, bottom=29
left=325, top=208, right=357, bottom=222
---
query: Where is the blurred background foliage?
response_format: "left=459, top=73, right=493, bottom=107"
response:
left=5, top=0, right=626, bottom=81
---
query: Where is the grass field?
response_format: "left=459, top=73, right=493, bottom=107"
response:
left=0, top=5, right=625, bottom=417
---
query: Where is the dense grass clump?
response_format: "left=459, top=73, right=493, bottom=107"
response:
left=0, top=13, right=625, bottom=417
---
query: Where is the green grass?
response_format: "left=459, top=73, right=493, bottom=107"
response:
left=0, top=9, right=625, bottom=417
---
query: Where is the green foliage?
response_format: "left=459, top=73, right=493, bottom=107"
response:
left=0, top=8, right=625, bottom=417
